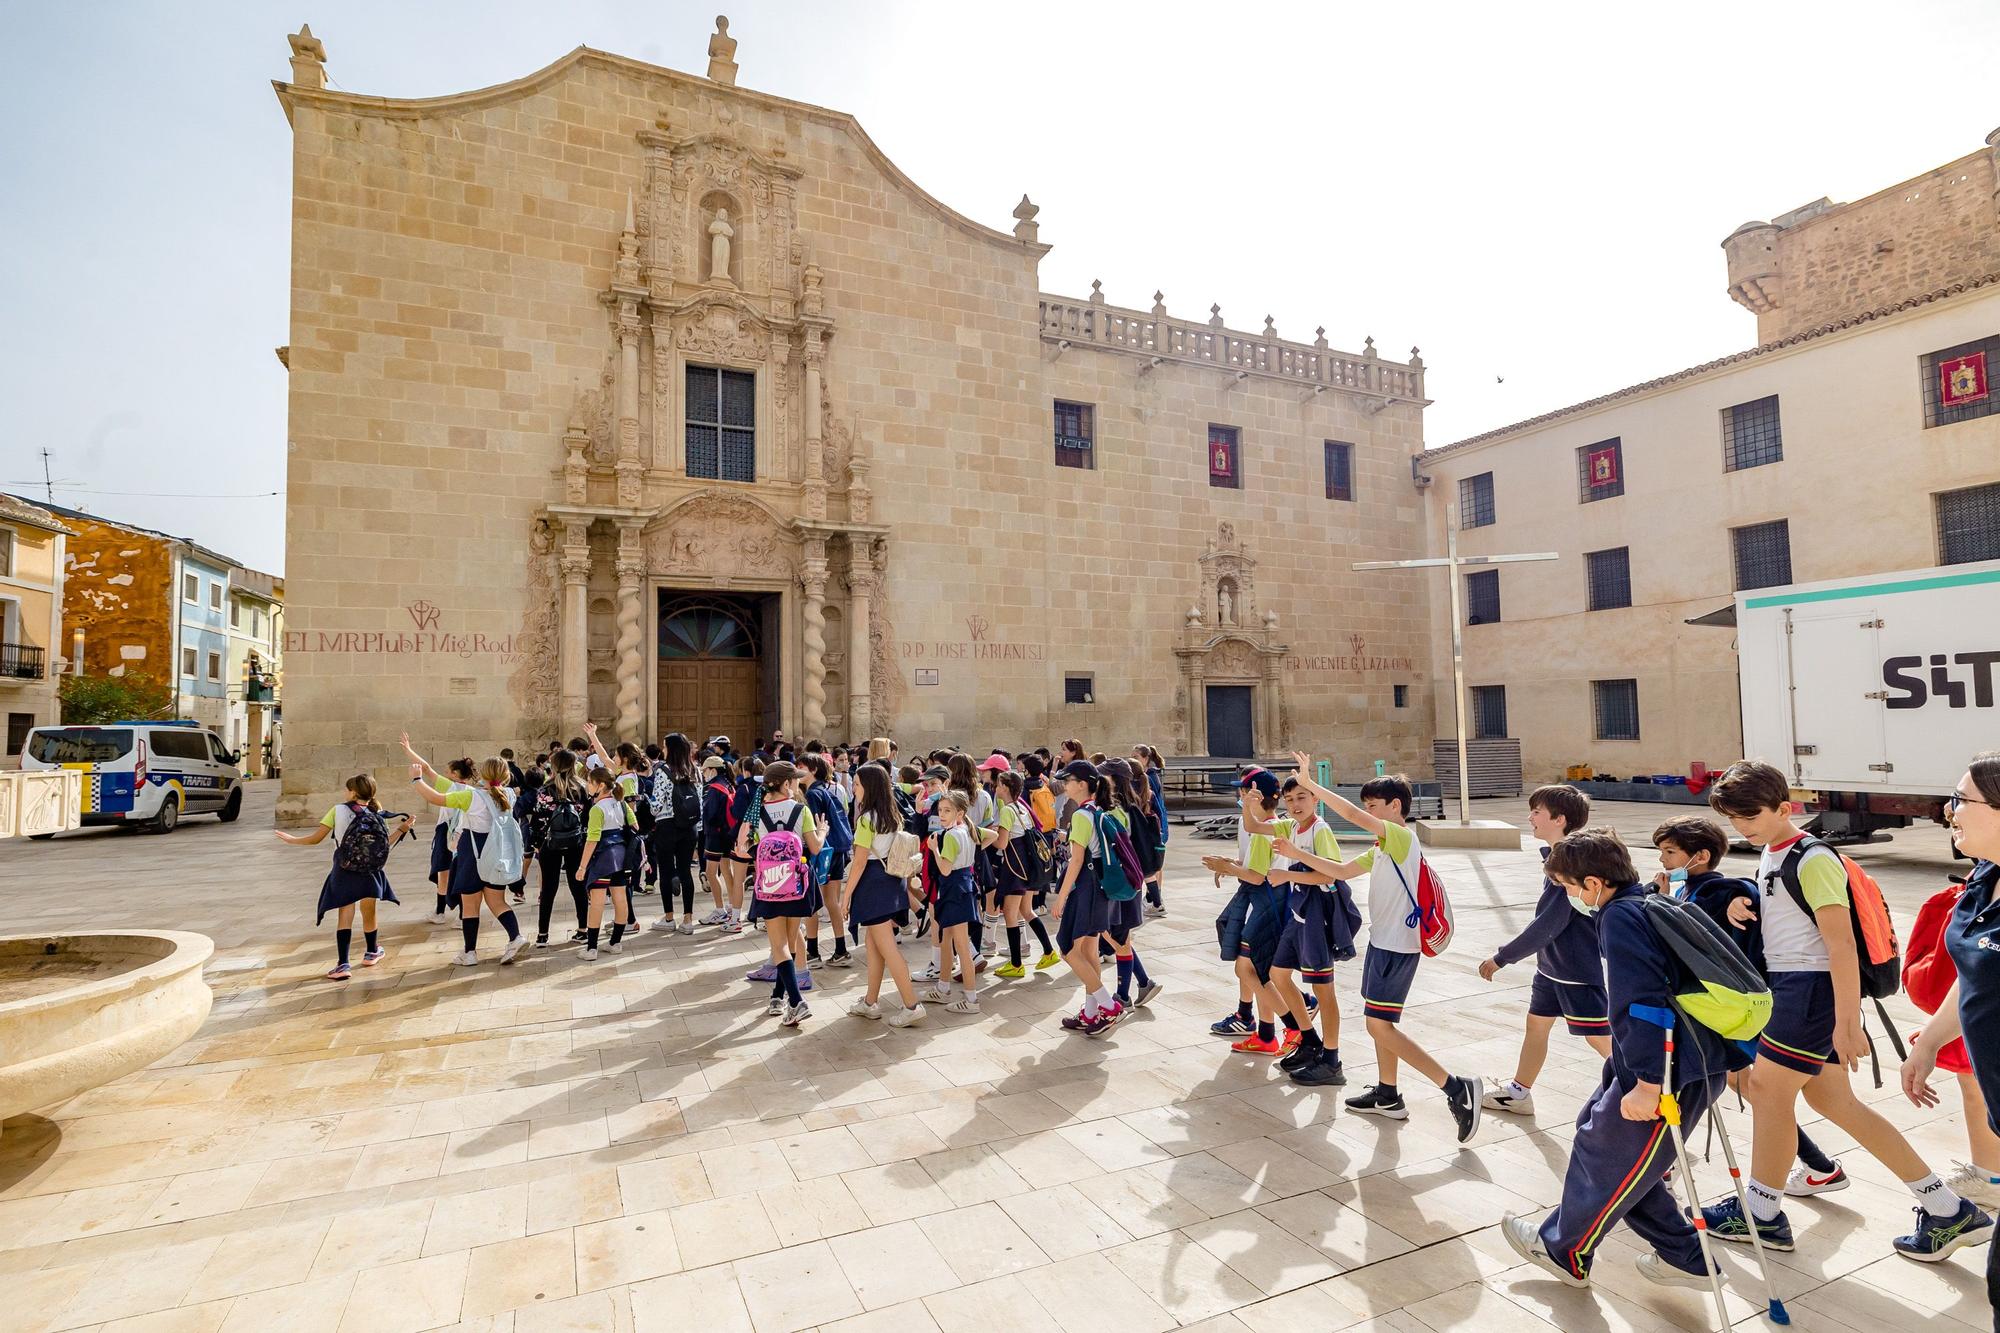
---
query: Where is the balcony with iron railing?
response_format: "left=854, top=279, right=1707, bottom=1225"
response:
left=0, top=644, right=47, bottom=681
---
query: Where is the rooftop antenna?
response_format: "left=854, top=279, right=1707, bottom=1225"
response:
left=40, top=448, right=54, bottom=503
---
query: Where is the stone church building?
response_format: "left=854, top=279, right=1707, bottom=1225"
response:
left=273, top=21, right=1433, bottom=818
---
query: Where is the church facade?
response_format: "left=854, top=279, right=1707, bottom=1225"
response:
left=272, top=22, right=1434, bottom=819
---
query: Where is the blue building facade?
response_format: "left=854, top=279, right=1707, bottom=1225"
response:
left=174, top=548, right=233, bottom=727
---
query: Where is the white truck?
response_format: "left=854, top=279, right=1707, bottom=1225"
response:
left=1736, top=559, right=2000, bottom=842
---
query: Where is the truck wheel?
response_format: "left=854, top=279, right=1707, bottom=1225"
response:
left=218, top=788, right=243, bottom=823
left=151, top=795, right=180, bottom=835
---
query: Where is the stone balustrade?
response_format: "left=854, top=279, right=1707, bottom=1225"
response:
left=1039, top=293, right=1425, bottom=400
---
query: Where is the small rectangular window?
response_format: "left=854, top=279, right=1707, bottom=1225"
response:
left=1576, top=439, right=1624, bottom=501
left=685, top=364, right=757, bottom=482
left=1731, top=519, right=1793, bottom=591
left=1586, top=547, right=1633, bottom=611
left=181, top=646, right=197, bottom=677
left=1921, top=336, right=1999, bottom=429
left=1054, top=401, right=1095, bottom=470
left=0, top=530, right=13, bottom=578
left=1393, top=684, right=1408, bottom=709
left=1723, top=395, right=1784, bottom=471
left=209, top=583, right=223, bottom=611
left=1459, top=472, right=1495, bottom=528
left=206, top=652, right=222, bottom=682
left=1937, top=481, right=2000, bottom=566
left=1207, top=425, right=1241, bottom=489
left=1470, top=685, right=1508, bottom=739
left=6, top=712, right=31, bottom=757
left=1594, top=679, right=1640, bottom=741
left=1466, top=568, right=1500, bottom=625
left=229, top=600, right=241, bottom=628
left=182, top=573, right=199, bottom=603
left=1324, top=441, right=1354, bottom=502
left=1064, top=674, right=1094, bottom=705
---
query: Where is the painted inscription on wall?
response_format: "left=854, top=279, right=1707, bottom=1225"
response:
left=1286, top=634, right=1413, bottom=675
left=899, top=615, right=1048, bottom=662
left=282, top=602, right=527, bottom=662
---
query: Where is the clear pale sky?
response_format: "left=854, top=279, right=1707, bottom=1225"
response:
left=2, top=1, right=1995, bottom=574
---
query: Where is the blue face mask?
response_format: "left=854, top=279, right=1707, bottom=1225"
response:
left=1667, top=867, right=1689, bottom=885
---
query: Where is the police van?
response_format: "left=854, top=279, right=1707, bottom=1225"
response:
left=20, top=720, right=244, bottom=834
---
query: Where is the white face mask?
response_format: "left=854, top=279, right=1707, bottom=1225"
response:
left=1568, top=886, right=1599, bottom=916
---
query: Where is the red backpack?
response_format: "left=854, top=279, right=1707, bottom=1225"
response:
left=1902, top=880, right=1966, bottom=1018
left=1387, top=839, right=1454, bottom=957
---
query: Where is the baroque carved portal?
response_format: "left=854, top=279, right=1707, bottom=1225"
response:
left=1174, top=523, right=1289, bottom=756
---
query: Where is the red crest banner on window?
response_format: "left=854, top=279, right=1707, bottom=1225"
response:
left=1210, top=439, right=1235, bottom=480
left=1942, top=351, right=1989, bottom=408
left=1586, top=444, right=1620, bottom=487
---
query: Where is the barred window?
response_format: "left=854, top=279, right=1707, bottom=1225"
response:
left=1460, top=472, right=1495, bottom=528
left=1577, top=438, right=1624, bottom=501
left=1586, top=547, right=1632, bottom=611
left=1731, top=519, right=1793, bottom=591
left=1722, top=395, right=1783, bottom=471
left=1064, top=674, right=1094, bottom=704
left=1470, top=685, right=1508, bottom=739
left=1937, top=482, right=2000, bottom=566
left=1466, top=569, right=1500, bottom=625
left=1393, top=683, right=1408, bottom=709
left=1594, top=679, right=1640, bottom=741
left=1324, top=441, right=1354, bottom=501
left=1054, top=400, right=1095, bottom=470
left=686, top=365, right=756, bottom=482
left=1921, top=335, right=2000, bottom=430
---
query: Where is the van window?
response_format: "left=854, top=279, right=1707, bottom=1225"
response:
left=150, top=729, right=211, bottom=762
left=27, top=728, right=135, bottom=765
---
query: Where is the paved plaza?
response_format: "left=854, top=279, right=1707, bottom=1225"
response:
left=0, top=787, right=1990, bottom=1332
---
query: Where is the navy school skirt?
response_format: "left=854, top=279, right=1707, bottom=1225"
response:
left=316, top=862, right=400, bottom=925
left=849, top=858, right=909, bottom=929
left=1057, top=858, right=1113, bottom=953
left=445, top=830, right=501, bottom=906
left=428, top=822, right=453, bottom=877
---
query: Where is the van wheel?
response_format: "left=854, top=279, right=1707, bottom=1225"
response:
left=218, top=789, right=243, bottom=823
left=29, top=833, right=55, bottom=841
left=151, top=796, right=180, bottom=835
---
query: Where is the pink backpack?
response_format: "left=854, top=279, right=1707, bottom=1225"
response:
left=752, top=806, right=808, bottom=903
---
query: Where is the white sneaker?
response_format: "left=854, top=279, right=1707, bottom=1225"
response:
left=579, top=947, right=599, bottom=960
left=651, top=916, right=676, bottom=932
left=453, top=951, right=478, bottom=966
left=1784, top=1162, right=1850, bottom=1196
left=781, top=1001, right=811, bottom=1027
left=698, top=908, right=726, bottom=926
left=606, top=939, right=624, bottom=955
left=1500, top=1213, right=1587, bottom=1288
left=915, top=962, right=941, bottom=983
left=499, top=936, right=525, bottom=964
left=1942, top=1160, right=2000, bottom=1206
left=676, top=918, right=696, bottom=935
left=849, top=998, right=883, bottom=1020
left=430, top=911, right=449, bottom=925
left=918, top=985, right=952, bottom=1004
left=1634, top=1253, right=1713, bottom=1289
left=721, top=916, right=745, bottom=935
left=946, top=997, right=980, bottom=1015
left=1481, top=1078, right=1535, bottom=1115
left=886, top=1003, right=927, bottom=1028
left=766, top=996, right=787, bottom=1017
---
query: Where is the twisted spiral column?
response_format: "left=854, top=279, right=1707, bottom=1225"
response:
left=614, top=522, right=645, bottom=740
left=802, top=538, right=829, bottom=738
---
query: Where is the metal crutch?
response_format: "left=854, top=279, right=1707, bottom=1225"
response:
left=1653, top=1015, right=1736, bottom=1332
left=1702, top=1070, right=1791, bottom=1325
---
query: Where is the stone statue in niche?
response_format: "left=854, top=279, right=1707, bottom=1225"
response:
left=708, top=207, right=735, bottom=285
left=1217, top=579, right=1236, bottom=626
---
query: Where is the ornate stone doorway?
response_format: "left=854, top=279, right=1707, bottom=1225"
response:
left=655, top=592, right=772, bottom=747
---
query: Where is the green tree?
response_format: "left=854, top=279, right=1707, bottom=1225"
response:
left=59, top=672, right=176, bottom=726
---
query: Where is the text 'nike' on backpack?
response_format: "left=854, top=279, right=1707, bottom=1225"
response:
left=752, top=807, right=807, bottom=903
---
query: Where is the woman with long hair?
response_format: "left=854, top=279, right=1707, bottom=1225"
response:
left=276, top=772, right=409, bottom=980
left=1100, top=758, right=1161, bottom=1009
left=842, top=763, right=926, bottom=1026
left=533, top=748, right=589, bottom=946
left=650, top=731, right=702, bottom=935
left=1131, top=743, right=1171, bottom=916
left=990, top=769, right=1059, bottom=976
left=1051, top=760, right=1124, bottom=1036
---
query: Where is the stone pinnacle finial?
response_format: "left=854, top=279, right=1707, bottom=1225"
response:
left=707, top=15, right=739, bottom=86
left=287, top=24, right=327, bottom=90
left=1088, top=279, right=1105, bottom=305
left=1151, top=291, right=1167, bottom=317
left=1409, top=346, right=1424, bottom=370
left=1314, top=326, right=1328, bottom=350
left=1262, top=315, right=1277, bottom=339
left=1012, top=194, right=1040, bottom=244
left=1363, top=335, right=1376, bottom=357
left=1208, top=304, right=1225, bottom=330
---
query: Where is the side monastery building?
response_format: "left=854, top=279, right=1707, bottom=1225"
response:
left=274, top=21, right=1435, bottom=819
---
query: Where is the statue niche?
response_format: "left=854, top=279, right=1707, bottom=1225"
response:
left=701, top=191, right=741, bottom=287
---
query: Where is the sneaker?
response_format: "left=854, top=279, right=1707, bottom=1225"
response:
left=1785, top=1162, right=1849, bottom=1196
left=1144, top=903, right=1166, bottom=918
left=1135, top=981, right=1163, bottom=1008
left=1290, top=1055, right=1347, bottom=1087
left=1481, top=1079, right=1536, bottom=1116
left=915, top=961, right=941, bottom=983
left=361, top=948, right=385, bottom=966
left=500, top=936, right=526, bottom=965
left=1210, top=1013, right=1254, bottom=1038
left=453, top=951, right=478, bottom=966
left=1100, top=1000, right=1127, bottom=1027
left=651, top=916, right=676, bottom=932
left=781, top=1001, right=811, bottom=1027
left=699, top=908, right=727, bottom=925
left=1893, top=1198, right=1995, bottom=1262
left=848, top=998, right=883, bottom=1020
left=1279, top=1038, right=1322, bottom=1072
left=1082, top=1010, right=1118, bottom=1037
left=580, top=946, right=599, bottom=961
left=1034, top=951, right=1061, bottom=971
left=766, top=996, right=787, bottom=1017
left=1443, top=1075, right=1481, bottom=1144
left=677, top=918, right=696, bottom=936
left=1279, top=1029, right=1303, bottom=1056
left=974, top=956, right=989, bottom=974
left=797, top=971, right=814, bottom=992
left=1700, top=1197, right=1795, bottom=1252
left=569, top=929, right=588, bottom=944
left=534, top=933, right=550, bottom=948
left=429, top=911, right=449, bottom=925
left=827, top=950, right=853, bottom=968
left=1231, top=1033, right=1283, bottom=1056
left=1943, top=1160, right=2000, bottom=1208
left=946, top=997, right=980, bottom=1015
left=994, top=962, right=1026, bottom=979
left=1501, top=1213, right=1589, bottom=1288
left=886, top=1003, right=927, bottom=1028
left=1344, top=1084, right=1409, bottom=1120
left=1061, top=1009, right=1091, bottom=1032
left=806, top=952, right=823, bottom=970
left=746, top=962, right=779, bottom=983
left=721, top=916, right=745, bottom=936
left=1634, top=1253, right=1713, bottom=1289
left=325, top=963, right=352, bottom=981
left=918, top=985, right=953, bottom=1004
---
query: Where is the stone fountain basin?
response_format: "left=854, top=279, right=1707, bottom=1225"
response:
left=0, top=931, right=213, bottom=1132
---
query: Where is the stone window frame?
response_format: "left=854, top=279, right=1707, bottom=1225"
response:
left=684, top=363, right=758, bottom=483
left=0, top=527, right=13, bottom=579
left=1054, top=400, right=1095, bottom=470
left=1324, top=441, right=1354, bottom=502
left=1207, top=424, right=1242, bottom=490
left=206, top=651, right=223, bottom=683
left=1064, top=673, right=1094, bottom=705
left=208, top=582, right=223, bottom=612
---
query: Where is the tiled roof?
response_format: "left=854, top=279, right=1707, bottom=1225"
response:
left=1423, top=271, right=2000, bottom=461
left=0, top=492, right=70, bottom=535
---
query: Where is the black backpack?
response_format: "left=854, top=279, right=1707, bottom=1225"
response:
left=1129, top=803, right=1165, bottom=877
left=335, top=803, right=391, bottom=874
left=668, top=773, right=700, bottom=829
left=545, top=792, right=585, bottom=850
left=630, top=772, right=656, bottom=835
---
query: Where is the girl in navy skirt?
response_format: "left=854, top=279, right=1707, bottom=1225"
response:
left=841, top=763, right=925, bottom=1026
left=1051, top=760, right=1124, bottom=1037
left=409, top=755, right=526, bottom=967
left=583, top=724, right=647, bottom=934
left=1100, top=759, right=1160, bottom=1009
left=737, top=761, right=822, bottom=1026
left=1132, top=744, right=1170, bottom=916
left=990, top=770, right=1059, bottom=976
left=577, top=765, right=630, bottom=960
left=276, top=773, right=410, bottom=980
left=922, top=790, right=985, bottom=1015
left=408, top=744, right=475, bottom=924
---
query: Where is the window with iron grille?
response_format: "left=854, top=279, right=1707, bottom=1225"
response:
left=1730, top=519, right=1792, bottom=591
left=685, top=365, right=756, bottom=482
left=1324, top=441, right=1354, bottom=501
left=1459, top=472, right=1495, bottom=528
left=1466, top=569, right=1500, bottom=624
left=1064, top=674, right=1094, bottom=705
left=1722, top=395, right=1784, bottom=471
left=1576, top=439, right=1624, bottom=501
left=1937, top=481, right=2000, bottom=566
left=1207, top=425, right=1241, bottom=489
left=1586, top=547, right=1632, bottom=611
left=1470, top=685, right=1508, bottom=739
left=1921, top=335, right=2000, bottom=430
left=1393, top=684, right=1408, bottom=709
left=1054, top=400, right=1095, bottom=470
left=1594, top=678, right=1640, bottom=741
